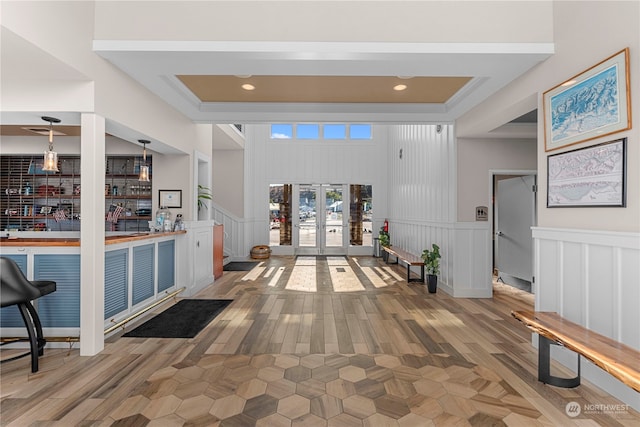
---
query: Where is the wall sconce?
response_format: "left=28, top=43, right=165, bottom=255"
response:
left=138, top=139, right=150, bottom=182
left=41, top=116, right=61, bottom=172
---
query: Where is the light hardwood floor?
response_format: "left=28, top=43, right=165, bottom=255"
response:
left=1, top=256, right=638, bottom=426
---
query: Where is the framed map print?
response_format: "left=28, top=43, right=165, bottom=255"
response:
left=543, top=48, right=631, bottom=152
left=547, top=138, right=626, bottom=207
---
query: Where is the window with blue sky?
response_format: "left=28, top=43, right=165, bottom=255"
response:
left=296, top=124, right=319, bottom=139
left=270, top=123, right=371, bottom=140
left=350, top=124, right=372, bottom=139
left=271, top=124, right=293, bottom=139
left=323, top=124, right=347, bottom=139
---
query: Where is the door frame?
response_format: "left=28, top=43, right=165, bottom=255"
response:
left=488, top=169, right=537, bottom=293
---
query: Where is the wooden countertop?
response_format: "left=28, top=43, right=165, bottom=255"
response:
left=0, top=231, right=186, bottom=247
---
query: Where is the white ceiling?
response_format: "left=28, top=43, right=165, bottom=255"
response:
left=93, top=40, right=553, bottom=125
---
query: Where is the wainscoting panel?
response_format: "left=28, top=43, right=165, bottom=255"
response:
left=453, top=222, right=492, bottom=298
left=532, top=226, right=640, bottom=410
left=212, top=204, right=245, bottom=260
left=620, top=248, right=640, bottom=345
left=561, top=241, right=584, bottom=323
left=385, top=124, right=480, bottom=297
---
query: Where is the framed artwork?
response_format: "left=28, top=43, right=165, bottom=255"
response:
left=543, top=48, right=631, bottom=152
left=159, top=190, right=182, bottom=208
left=547, top=138, right=626, bottom=207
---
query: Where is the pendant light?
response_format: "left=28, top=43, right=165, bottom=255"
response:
left=138, top=139, right=150, bottom=182
left=41, top=116, right=61, bottom=172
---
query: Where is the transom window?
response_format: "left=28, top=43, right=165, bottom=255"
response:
left=270, top=124, right=371, bottom=140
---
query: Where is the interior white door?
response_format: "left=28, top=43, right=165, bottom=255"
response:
left=496, top=175, right=536, bottom=284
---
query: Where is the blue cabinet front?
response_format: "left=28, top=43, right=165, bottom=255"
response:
left=105, top=249, right=129, bottom=319
left=157, top=240, right=175, bottom=292
left=132, top=244, right=154, bottom=305
left=0, top=255, right=28, bottom=327
left=34, top=254, right=81, bottom=328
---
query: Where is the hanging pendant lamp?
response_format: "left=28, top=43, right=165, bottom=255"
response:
left=138, top=139, right=150, bottom=182
left=41, top=116, right=61, bottom=172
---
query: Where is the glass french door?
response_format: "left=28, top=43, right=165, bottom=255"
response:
left=295, top=184, right=347, bottom=255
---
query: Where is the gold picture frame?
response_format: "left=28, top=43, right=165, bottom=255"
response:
left=543, top=48, right=631, bottom=152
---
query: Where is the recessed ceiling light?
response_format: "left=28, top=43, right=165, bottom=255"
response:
left=561, top=80, right=577, bottom=87
left=242, top=83, right=255, bottom=91
left=394, top=84, right=407, bottom=91
left=235, top=75, right=253, bottom=79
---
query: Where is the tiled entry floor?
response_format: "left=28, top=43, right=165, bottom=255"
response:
left=105, top=352, right=545, bottom=426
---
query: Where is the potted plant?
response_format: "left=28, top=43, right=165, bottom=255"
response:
left=378, top=227, right=390, bottom=261
left=197, top=184, right=212, bottom=211
left=421, top=243, right=441, bottom=293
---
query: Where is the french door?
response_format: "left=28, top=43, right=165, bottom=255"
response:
left=295, top=184, right=347, bottom=255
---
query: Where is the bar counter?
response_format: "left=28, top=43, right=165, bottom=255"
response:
left=0, top=231, right=186, bottom=247
left=1, top=230, right=186, bottom=336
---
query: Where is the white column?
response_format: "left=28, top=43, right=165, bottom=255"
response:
left=80, top=113, right=105, bottom=355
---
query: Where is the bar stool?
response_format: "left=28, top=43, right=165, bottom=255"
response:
left=1, top=257, right=56, bottom=372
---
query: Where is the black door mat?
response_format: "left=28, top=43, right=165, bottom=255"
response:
left=123, top=299, right=233, bottom=338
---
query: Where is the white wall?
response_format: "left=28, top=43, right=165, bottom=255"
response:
left=457, top=138, right=536, bottom=222
left=386, top=124, right=490, bottom=297
left=457, top=2, right=639, bottom=233
left=213, top=150, right=244, bottom=218
left=457, top=1, right=640, bottom=408
left=242, top=124, right=387, bottom=256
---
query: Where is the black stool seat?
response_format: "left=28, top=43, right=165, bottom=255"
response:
left=30, top=281, right=57, bottom=298
left=1, top=257, right=57, bottom=372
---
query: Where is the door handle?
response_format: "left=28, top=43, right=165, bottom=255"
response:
left=496, top=231, right=504, bottom=237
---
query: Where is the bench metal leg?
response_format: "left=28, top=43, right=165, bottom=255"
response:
left=407, top=265, right=424, bottom=283
left=538, top=335, right=580, bottom=388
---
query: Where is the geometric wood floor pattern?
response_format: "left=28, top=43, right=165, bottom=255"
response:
left=1, top=256, right=638, bottom=426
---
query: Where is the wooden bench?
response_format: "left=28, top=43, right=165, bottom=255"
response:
left=381, top=246, right=424, bottom=283
left=511, top=310, right=640, bottom=392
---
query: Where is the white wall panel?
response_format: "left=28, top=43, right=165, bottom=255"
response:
left=587, top=244, right=614, bottom=337
left=452, top=223, right=491, bottom=298
left=385, top=124, right=475, bottom=296
left=620, top=248, right=640, bottom=346
left=533, top=227, right=640, bottom=410
left=535, top=238, right=558, bottom=310
left=243, top=124, right=387, bottom=253
left=211, top=204, right=245, bottom=260
left=561, top=242, right=584, bottom=323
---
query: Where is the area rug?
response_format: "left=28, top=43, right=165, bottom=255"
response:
left=223, top=261, right=259, bottom=271
left=123, top=299, right=233, bottom=338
